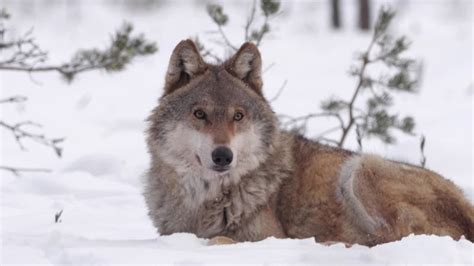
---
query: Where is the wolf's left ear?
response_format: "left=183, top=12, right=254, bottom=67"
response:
left=164, top=39, right=207, bottom=95
left=226, top=42, right=263, bottom=95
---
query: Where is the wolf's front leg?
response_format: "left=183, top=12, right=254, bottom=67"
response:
left=223, top=187, right=244, bottom=232
left=196, top=192, right=231, bottom=237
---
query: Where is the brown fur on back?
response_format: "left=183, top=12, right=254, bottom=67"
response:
left=276, top=135, right=353, bottom=243
left=349, top=155, right=474, bottom=244
left=276, top=141, right=474, bottom=246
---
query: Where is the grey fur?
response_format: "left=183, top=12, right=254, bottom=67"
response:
left=338, top=155, right=380, bottom=235
left=143, top=40, right=474, bottom=246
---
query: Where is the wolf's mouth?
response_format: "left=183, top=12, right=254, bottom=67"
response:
left=212, top=166, right=230, bottom=173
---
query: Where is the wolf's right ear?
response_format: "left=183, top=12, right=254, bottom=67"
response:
left=225, top=42, right=263, bottom=96
left=164, top=39, right=207, bottom=95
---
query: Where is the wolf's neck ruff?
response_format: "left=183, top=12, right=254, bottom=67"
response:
left=145, top=128, right=292, bottom=240
left=177, top=167, right=238, bottom=210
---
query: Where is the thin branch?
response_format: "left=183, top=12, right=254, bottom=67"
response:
left=255, top=16, right=269, bottom=47
left=0, top=29, right=49, bottom=68
left=0, top=95, right=27, bottom=104
left=263, top=62, right=276, bottom=73
left=420, top=134, right=426, bottom=167
left=217, top=25, right=238, bottom=51
left=55, top=209, right=63, bottom=223
left=282, top=112, right=345, bottom=130
left=0, top=120, right=64, bottom=156
left=337, top=35, right=377, bottom=147
left=244, top=0, right=257, bottom=41
left=316, top=137, right=340, bottom=146
left=200, top=48, right=224, bottom=64
left=268, top=79, right=287, bottom=102
left=314, top=126, right=342, bottom=139
left=0, top=165, right=51, bottom=176
left=0, top=65, right=61, bottom=72
left=0, top=63, right=104, bottom=77
left=356, top=124, right=363, bottom=151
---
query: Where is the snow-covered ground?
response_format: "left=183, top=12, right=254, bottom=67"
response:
left=1, top=0, right=473, bottom=265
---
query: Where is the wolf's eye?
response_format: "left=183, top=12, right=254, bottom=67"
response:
left=234, top=112, right=244, bottom=121
left=194, top=109, right=206, bottom=120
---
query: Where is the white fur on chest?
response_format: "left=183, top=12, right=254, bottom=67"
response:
left=178, top=171, right=239, bottom=210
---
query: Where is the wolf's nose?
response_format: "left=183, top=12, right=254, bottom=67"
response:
left=212, top=147, right=233, bottom=166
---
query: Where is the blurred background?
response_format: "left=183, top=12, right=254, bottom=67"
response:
left=1, top=0, right=472, bottom=264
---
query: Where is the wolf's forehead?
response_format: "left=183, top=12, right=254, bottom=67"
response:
left=192, top=75, right=256, bottom=107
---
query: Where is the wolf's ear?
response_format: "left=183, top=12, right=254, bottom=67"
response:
left=164, top=39, right=207, bottom=95
left=226, top=42, right=263, bottom=95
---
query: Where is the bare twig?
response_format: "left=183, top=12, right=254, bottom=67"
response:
left=216, top=25, right=238, bottom=51
left=0, top=165, right=51, bottom=176
left=0, top=95, right=27, bottom=104
left=0, top=120, right=64, bottom=156
left=244, top=0, right=258, bottom=41
left=0, top=29, right=49, bottom=69
left=356, top=124, right=363, bottom=151
left=55, top=209, right=63, bottom=223
left=200, top=48, right=224, bottom=64
left=420, top=134, right=426, bottom=167
left=263, top=62, right=276, bottom=73
left=337, top=49, right=374, bottom=147
left=284, top=112, right=345, bottom=130
left=254, top=16, right=269, bottom=47
left=281, top=112, right=345, bottom=136
left=316, top=137, right=340, bottom=146
left=0, top=63, right=106, bottom=77
left=268, top=79, right=287, bottom=102
left=314, top=126, right=342, bottom=139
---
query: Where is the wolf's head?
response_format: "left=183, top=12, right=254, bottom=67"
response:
left=147, top=40, right=278, bottom=181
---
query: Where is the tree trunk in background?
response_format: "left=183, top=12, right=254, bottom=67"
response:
left=358, top=0, right=370, bottom=30
left=331, top=0, right=341, bottom=29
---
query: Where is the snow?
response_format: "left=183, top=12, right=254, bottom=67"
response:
left=1, top=0, right=473, bottom=265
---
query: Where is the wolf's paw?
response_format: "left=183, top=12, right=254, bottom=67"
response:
left=207, top=236, right=236, bottom=245
left=224, top=207, right=242, bottom=231
left=225, top=220, right=239, bottom=231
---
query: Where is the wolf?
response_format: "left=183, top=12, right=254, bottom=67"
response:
left=144, top=40, right=474, bottom=246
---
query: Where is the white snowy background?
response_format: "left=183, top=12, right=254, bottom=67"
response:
left=1, top=0, right=473, bottom=265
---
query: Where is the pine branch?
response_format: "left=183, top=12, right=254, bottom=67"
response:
left=0, top=9, right=157, bottom=177
left=204, top=0, right=281, bottom=58
left=338, top=47, right=374, bottom=147
left=286, top=7, right=420, bottom=148
left=0, top=22, right=157, bottom=82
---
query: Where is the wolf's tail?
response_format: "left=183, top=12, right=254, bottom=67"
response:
left=462, top=201, right=474, bottom=242
left=437, top=188, right=474, bottom=242
left=460, top=205, right=474, bottom=242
